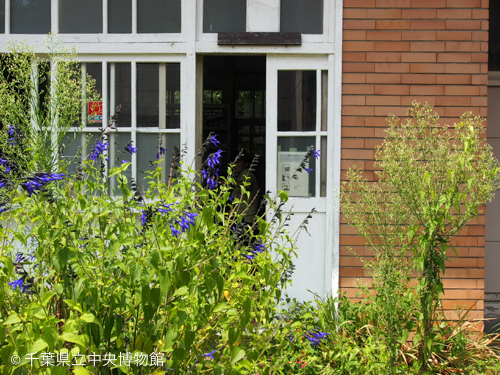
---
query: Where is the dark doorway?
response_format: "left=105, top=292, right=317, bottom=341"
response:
left=202, top=55, right=266, bottom=190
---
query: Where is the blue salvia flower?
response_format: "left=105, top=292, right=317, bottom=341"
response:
left=304, top=167, right=313, bottom=174
left=157, top=204, right=174, bottom=216
left=7, top=126, right=16, bottom=146
left=8, top=277, right=29, bottom=293
left=313, top=149, right=321, bottom=159
left=125, top=141, right=138, bottom=154
left=184, top=212, right=198, bottom=224
left=207, top=150, right=224, bottom=169
left=306, top=330, right=329, bottom=347
left=90, top=139, right=109, bottom=161
left=139, top=210, right=149, bottom=227
left=0, top=203, right=7, bottom=214
left=209, top=134, right=220, bottom=147
left=170, top=225, right=181, bottom=238
left=121, top=160, right=129, bottom=163
left=0, top=181, right=6, bottom=190
left=202, top=350, right=216, bottom=360
left=206, top=176, right=218, bottom=190
left=22, top=173, right=65, bottom=197
left=156, top=147, right=167, bottom=160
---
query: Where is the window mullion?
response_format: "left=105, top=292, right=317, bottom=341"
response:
left=132, top=0, right=137, bottom=34
left=103, top=0, right=108, bottom=35
left=52, top=0, right=59, bottom=33
left=131, top=61, right=137, bottom=182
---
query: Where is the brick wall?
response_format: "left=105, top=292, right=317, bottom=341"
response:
left=341, top=0, right=489, bottom=320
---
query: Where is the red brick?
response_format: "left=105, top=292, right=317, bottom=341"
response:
left=342, top=106, right=375, bottom=116
left=446, top=42, right=481, bottom=52
left=410, top=42, right=445, bottom=52
left=341, top=139, right=366, bottom=149
left=342, top=117, right=366, bottom=127
left=444, top=85, right=480, bottom=95
left=366, top=8, right=402, bottom=19
left=342, top=73, right=366, bottom=83
left=410, top=20, right=446, bottom=30
left=436, top=96, right=471, bottom=106
left=446, top=20, right=482, bottom=30
left=471, top=75, right=487, bottom=85
left=343, top=63, right=375, bottom=73
left=345, top=0, right=376, bottom=7
left=471, top=53, right=488, bottom=63
left=479, top=86, right=487, bottom=95
left=342, top=95, right=366, bottom=106
left=343, top=52, right=367, bottom=62
left=344, top=20, right=376, bottom=30
left=472, top=31, right=488, bottom=41
left=366, top=95, right=401, bottom=106
left=437, top=31, right=472, bottom=41
left=445, top=63, right=481, bottom=74
left=344, top=41, right=376, bottom=52
left=401, top=96, right=436, bottom=106
left=409, top=85, right=445, bottom=95
left=401, top=74, right=437, bottom=84
left=437, top=75, right=472, bottom=84
left=375, top=63, right=410, bottom=73
left=366, top=73, right=402, bottom=84
left=366, top=117, right=392, bottom=127
left=364, top=139, right=384, bottom=149
left=437, top=9, right=472, bottom=19
left=366, top=31, right=403, bottom=41
left=341, top=149, right=376, bottom=160
left=343, top=85, right=374, bottom=95
left=402, top=9, right=437, bottom=19
left=401, top=52, right=437, bottom=62
left=481, top=20, right=488, bottom=30
left=437, top=53, right=472, bottom=63
left=343, top=8, right=368, bottom=19
left=374, top=106, right=408, bottom=117
left=444, top=106, right=480, bottom=117
left=410, top=0, right=446, bottom=6
left=402, top=31, right=438, bottom=41
left=374, top=84, right=410, bottom=95
left=447, top=0, right=481, bottom=7
left=442, top=278, right=477, bottom=289
left=366, top=52, right=401, bottom=62
left=374, top=41, right=410, bottom=51
left=471, top=96, right=488, bottom=106
left=410, top=63, right=446, bottom=73
left=375, top=20, right=411, bottom=30
left=343, top=30, right=367, bottom=41
left=481, top=42, right=488, bottom=52
left=472, top=9, right=488, bottom=20
left=376, top=0, right=411, bottom=6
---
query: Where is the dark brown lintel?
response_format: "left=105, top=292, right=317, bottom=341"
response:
left=218, top=32, right=301, bottom=46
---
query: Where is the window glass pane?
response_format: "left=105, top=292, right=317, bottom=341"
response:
left=11, top=0, right=51, bottom=34
left=61, top=133, right=83, bottom=176
left=138, top=0, right=181, bottom=33
left=278, top=71, right=316, bottom=132
left=0, top=0, right=5, bottom=33
left=165, top=63, right=181, bottom=129
left=277, top=137, right=316, bottom=197
left=203, top=0, right=246, bottom=33
left=86, top=63, right=103, bottom=127
left=109, top=63, right=132, bottom=128
left=320, top=136, right=326, bottom=197
left=108, top=0, right=131, bottom=33
left=108, top=132, right=132, bottom=195
left=59, top=0, right=103, bottom=33
left=280, top=0, right=323, bottom=34
left=137, top=63, right=159, bottom=128
left=321, top=70, right=328, bottom=131
left=136, top=133, right=180, bottom=193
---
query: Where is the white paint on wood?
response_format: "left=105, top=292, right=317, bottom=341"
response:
left=247, top=0, right=280, bottom=32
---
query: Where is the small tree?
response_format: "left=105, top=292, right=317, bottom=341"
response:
left=342, top=103, right=500, bottom=372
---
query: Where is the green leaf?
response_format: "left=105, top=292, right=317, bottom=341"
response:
left=231, top=347, right=246, bottom=364
left=73, top=367, right=91, bottom=375
left=279, top=190, right=289, bottom=203
left=28, top=338, right=48, bottom=354
left=4, top=312, right=21, bottom=325
left=60, top=332, right=87, bottom=347
left=172, top=286, right=189, bottom=298
left=80, top=313, right=101, bottom=326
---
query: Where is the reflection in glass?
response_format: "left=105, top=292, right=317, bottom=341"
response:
left=138, top=0, right=181, bottom=33
left=280, top=0, right=323, bottom=34
left=111, top=63, right=132, bottom=128
left=59, top=0, right=103, bottom=33
left=136, top=133, right=180, bottom=193
left=11, top=0, right=51, bottom=34
left=278, top=71, right=316, bottom=132
left=203, top=0, right=246, bottom=33
left=165, top=64, right=181, bottom=129
left=137, top=64, right=159, bottom=127
left=108, top=0, right=132, bottom=33
left=277, top=137, right=316, bottom=197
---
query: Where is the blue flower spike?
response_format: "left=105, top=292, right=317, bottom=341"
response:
left=202, top=350, right=216, bottom=360
left=90, top=139, right=109, bottom=161
left=125, top=141, right=138, bottom=154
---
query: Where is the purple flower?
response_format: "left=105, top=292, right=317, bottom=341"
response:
left=156, top=147, right=167, bottom=160
left=125, top=142, right=138, bottom=154
left=157, top=204, right=174, bottom=216
left=0, top=181, right=6, bottom=190
left=313, top=150, right=321, bottom=159
left=306, top=330, right=329, bottom=347
left=22, top=173, right=65, bottom=197
left=8, top=277, right=29, bottom=293
left=121, top=160, right=129, bottom=163
left=206, top=177, right=217, bottom=190
left=7, top=126, right=15, bottom=137
left=209, top=134, right=220, bottom=147
left=207, top=150, right=224, bottom=169
left=170, top=225, right=181, bottom=238
left=304, top=167, right=313, bottom=174
left=90, top=139, right=109, bottom=161
left=202, top=350, right=216, bottom=360
left=139, top=210, right=149, bottom=227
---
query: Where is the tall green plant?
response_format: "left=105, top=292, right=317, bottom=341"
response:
left=342, top=102, right=500, bottom=373
left=0, top=34, right=99, bottom=177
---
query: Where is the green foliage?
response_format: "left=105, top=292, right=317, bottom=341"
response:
left=342, top=102, right=500, bottom=372
left=0, top=34, right=99, bottom=176
left=0, top=148, right=305, bottom=374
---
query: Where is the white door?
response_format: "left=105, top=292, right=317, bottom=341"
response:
left=266, top=55, right=339, bottom=302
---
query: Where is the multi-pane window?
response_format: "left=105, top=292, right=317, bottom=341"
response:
left=63, top=62, right=181, bottom=195
left=277, top=70, right=327, bottom=197
left=10, top=0, right=51, bottom=34
left=59, top=0, right=103, bottom=34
